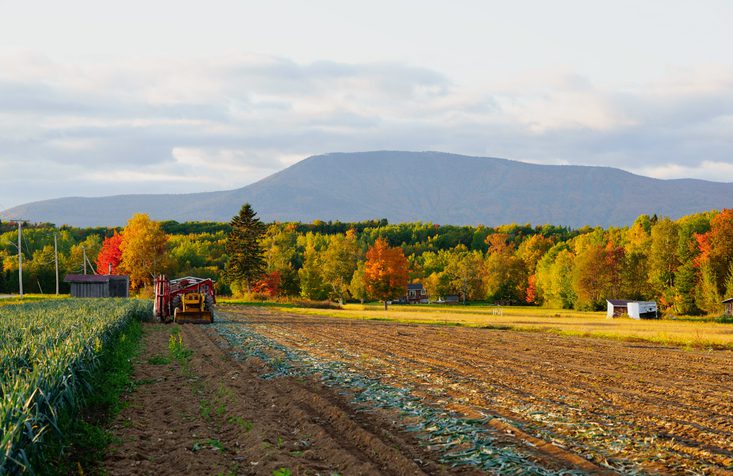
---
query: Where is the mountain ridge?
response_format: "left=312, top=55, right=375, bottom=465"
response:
left=3, top=151, right=732, bottom=227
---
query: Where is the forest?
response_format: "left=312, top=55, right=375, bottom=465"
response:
left=1, top=208, right=732, bottom=315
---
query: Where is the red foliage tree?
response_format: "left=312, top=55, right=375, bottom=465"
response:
left=694, top=232, right=712, bottom=268
left=252, top=270, right=282, bottom=297
left=96, top=230, right=123, bottom=275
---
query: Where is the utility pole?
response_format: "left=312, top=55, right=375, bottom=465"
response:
left=17, top=221, right=23, bottom=298
left=54, top=233, right=59, bottom=295
left=82, top=246, right=87, bottom=275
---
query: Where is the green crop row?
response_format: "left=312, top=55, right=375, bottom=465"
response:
left=0, top=299, right=151, bottom=475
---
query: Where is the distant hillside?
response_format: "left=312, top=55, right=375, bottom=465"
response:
left=3, top=151, right=733, bottom=227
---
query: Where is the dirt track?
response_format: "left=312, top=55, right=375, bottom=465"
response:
left=104, top=323, right=460, bottom=475
left=224, top=307, right=733, bottom=475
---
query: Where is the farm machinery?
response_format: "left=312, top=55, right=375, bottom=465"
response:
left=153, top=275, right=216, bottom=324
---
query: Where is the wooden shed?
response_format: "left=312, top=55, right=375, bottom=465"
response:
left=724, top=298, right=733, bottom=316
left=64, top=274, right=129, bottom=298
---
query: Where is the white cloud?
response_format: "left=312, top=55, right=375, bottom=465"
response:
left=631, top=161, right=733, bottom=182
left=1, top=51, right=733, bottom=209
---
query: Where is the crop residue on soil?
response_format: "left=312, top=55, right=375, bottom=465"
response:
left=222, top=306, right=733, bottom=475
left=104, top=322, right=460, bottom=475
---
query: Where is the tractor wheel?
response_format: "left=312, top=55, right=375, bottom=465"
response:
left=169, top=295, right=182, bottom=323
left=204, top=294, right=215, bottom=321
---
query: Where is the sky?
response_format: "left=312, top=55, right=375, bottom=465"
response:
left=1, top=0, right=732, bottom=209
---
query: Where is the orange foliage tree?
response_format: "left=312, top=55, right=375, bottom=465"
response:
left=364, top=238, right=409, bottom=310
left=707, top=209, right=733, bottom=286
left=96, top=230, right=123, bottom=275
left=252, top=270, right=282, bottom=297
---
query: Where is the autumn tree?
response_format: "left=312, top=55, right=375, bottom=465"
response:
left=443, top=248, right=485, bottom=303
left=418, top=249, right=452, bottom=299
left=517, top=234, right=553, bottom=304
left=648, top=218, right=679, bottom=307
left=321, top=230, right=359, bottom=304
left=723, top=261, right=733, bottom=300
left=536, top=245, right=576, bottom=308
left=706, top=209, right=733, bottom=289
left=252, top=270, right=282, bottom=297
left=696, top=262, right=722, bottom=314
left=349, top=261, right=369, bottom=303
left=261, top=223, right=300, bottom=295
left=364, top=237, right=409, bottom=310
left=298, top=234, right=329, bottom=300
left=97, top=230, right=123, bottom=274
left=484, top=234, right=527, bottom=304
left=673, top=212, right=711, bottom=314
left=119, top=214, right=170, bottom=290
left=572, top=242, right=624, bottom=310
left=225, top=203, right=266, bottom=292
left=64, top=235, right=102, bottom=275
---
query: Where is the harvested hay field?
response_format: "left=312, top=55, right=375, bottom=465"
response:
left=220, top=306, right=733, bottom=475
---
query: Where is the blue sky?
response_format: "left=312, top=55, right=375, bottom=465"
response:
left=1, top=0, right=732, bottom=209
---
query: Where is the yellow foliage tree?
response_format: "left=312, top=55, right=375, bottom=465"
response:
left=119, top=213, right=170, bottom=290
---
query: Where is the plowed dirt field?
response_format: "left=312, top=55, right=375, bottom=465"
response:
left=222, top=307, right=733, bottom=475
left=104, top=323, right=459, bottom=476
left=105, top=307, right=733, bottom=475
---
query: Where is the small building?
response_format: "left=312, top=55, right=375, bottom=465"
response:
left=406, top=283, right=429, bottom=304
left=607, top=299, right=657, bottom=319
left=64, top=274, right=129, bottom=298
left=445, top=295, right=461, bottom=304
left=723, top=298, right=733, bottom=316
left=607, top=299, right=630, bottom=317
left=433, top=295, right=460, bottom=304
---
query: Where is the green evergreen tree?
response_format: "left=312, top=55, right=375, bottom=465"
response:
left=225, top=203, right=266, bottom=292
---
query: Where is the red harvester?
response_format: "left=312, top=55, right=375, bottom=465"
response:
left=153, top=275, right=216, bottom=324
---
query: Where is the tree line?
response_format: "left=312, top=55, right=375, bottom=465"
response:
left=2, top=207, right=731, bottom=314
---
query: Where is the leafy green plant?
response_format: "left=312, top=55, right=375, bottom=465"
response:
left=272, top=468, right=292, bottom=476
left=168, top=334, right=192, bottom=361
left=227, top=415, right=254, bottom=431
left=0, top=299, right=150, bottom=474
left=200, top=400, right=212, bottom=420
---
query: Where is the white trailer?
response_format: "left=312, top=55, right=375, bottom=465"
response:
left=627, top=301, right=657, bottom=319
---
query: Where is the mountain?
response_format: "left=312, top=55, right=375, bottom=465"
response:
left=3, top=151, right=733, bottom=228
